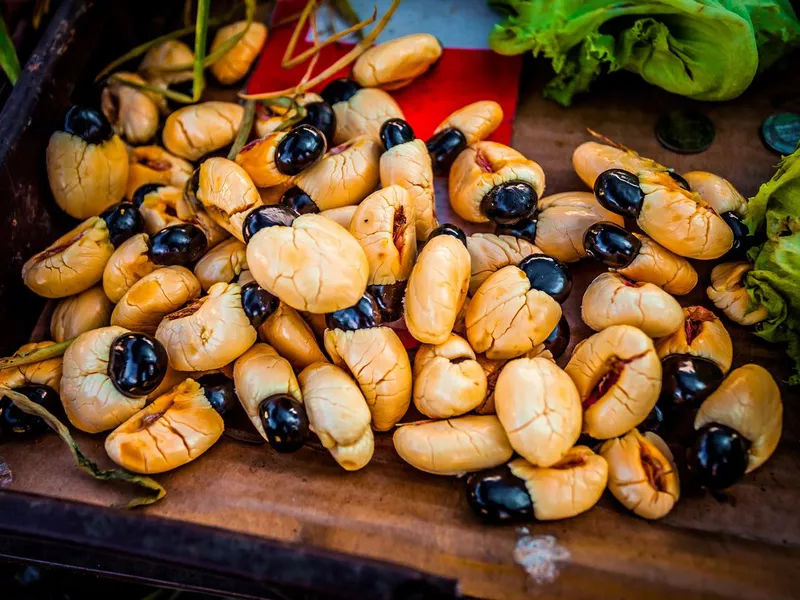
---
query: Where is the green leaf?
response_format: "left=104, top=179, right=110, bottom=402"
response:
left=0, top=17, right=21, bottom=85
left=193, top=0, right=211, bottom=102
left=227, top=99, right=256, bottom=159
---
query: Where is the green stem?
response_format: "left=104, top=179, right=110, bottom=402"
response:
left=192, top=0, right=211, bottom=102
left=0, top=387, right=166, bottom=508
left=227, top=99, right=256, bottom=160
left=0, top=17, right=21, bottom=85
left=0, top=339, right=74, bottom=371
left=110, top=75, right=195, bottom=104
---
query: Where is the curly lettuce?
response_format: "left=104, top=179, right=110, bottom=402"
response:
left=489, top=0, right=800, bottom=105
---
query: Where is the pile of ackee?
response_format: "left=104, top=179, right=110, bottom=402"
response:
left=0, top=14, right=784, bottom=525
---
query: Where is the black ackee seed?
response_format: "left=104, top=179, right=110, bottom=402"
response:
left=495, top=216, right=537, bottom=244
left=667, top=171, right=691, bottom=191
left=258, top=393, right=309, bottom=453
left=428, top=223, right=467, bottom=247
left=518, top=254, right=572, bottom=304
left=426, top=128, right=467, bottom=174
left=466, top=466, right=534, bottom=523
left=543, top=316, right=570, bottom=359
left=0, top=385, right=62, bottom=440
left=297, top=101, right=336, bottom=147
left=583, top=221, right=641, bottom=269
left=107, top=333, right=168, bottom=397
left=638, top=404, right=665, bottom=435
left=280, top=186, right=319, bottom=214
left=101, top=202, right=144, bottom=247
left=480, top=181, right=537, bottom=225
left=380, top=118, right=415, bottom=151
left=63, top=105, right=113, bottom=144
left=275, top=124, right=326, bottom=176
left=242, top=205, right=299, bottom=242
left=149, top=224, right=208, bottom=265
left=241, top=282, right=280, bottom=328
left=131, top=183, right=165, bottom=208
left=320, top=78, right=362, bottom=106
left=326, top=293, right=381, bottom=331
left=687, top=424, right=750, bottom=490
left=660, top=354, right=724, bottom=412
left=721, top=211, right=751, bottom=254
left=594, top=169, right=645, bottom=219
left=368, top=281, right=407, bottom=323
left=197, top=373, right=237, bottom=416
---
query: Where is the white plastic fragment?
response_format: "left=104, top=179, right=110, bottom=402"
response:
left=513, top=531, right=571, bottom=585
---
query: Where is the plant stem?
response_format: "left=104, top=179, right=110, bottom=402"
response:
left=192, top=0, right=211, bottom=102
left=0, top=339, right=74, bottom=371
left=227, top=99, right=256, bottom=159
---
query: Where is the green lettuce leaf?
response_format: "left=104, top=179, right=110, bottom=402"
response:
left=489, top=0, right=800, bottom=105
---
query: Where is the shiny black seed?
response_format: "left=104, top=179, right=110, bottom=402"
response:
left=326, top=293, right=381, bottom=331
left=687, top=424, right=750, bottom=490
left=495, top=216, right=537, bottom=244
left=638, top=404, right=665, bottom=435
left=543, top=316, right=570, bottom=359
left=660, top=354, right=724, bottom=411
left=466, top=466, right=534, bottom=523
left=242, top=205, right=299, bottom=242
left=594, top=169, right=644, bottom=219
left=368, top=281, right=407, bottom=323
left=107, top=333, right=168, bottom=397
left=275, top=124, right=326, bottom=176
left=426, top=128, right=467, bottom=174
left=655, top=110, right=715, bottom=154
left=241, top=282, right=280, bottom=328
left=101, top=202, right=144, bottom=247
left=0, top=385, right=61, bottom=439
left=480, top=181, right=537, bottom=225
left=197, top=373, right=237, bottom=416
left=518, top=254, right=571, bottom=303
left=297, top=101, right=337, bottom=147
left=131, top=183, right=165, bottom=208
left=380, top=118, right=415, bottom=151
left=280, top=186, right=319, bottom=214
left=761, top=112, right=800, bottom=155
left=583, top=221, right=640, bottom=268
left=721, top=211, right=753, bottom=255
left=258, top=393, right=309, bottom=453
left=428, top=223, right=467, bottom=247
left=63, top=105, right=113, bottom=144
left=320, top=78, right=362, bottom=106
left=667, top=171, right=690, bottom=191
left=149, top=223, right=208, bottom=265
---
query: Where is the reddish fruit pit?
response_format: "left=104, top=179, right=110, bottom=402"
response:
left=393, top=206, right=407, bottom=252
left=38, top=232, right=86, bottom=261
left=141, top=159, right=172, bottom=171
left=165, top=297, right=206, bottom=320
left=240, top=138, right=263, bottom=153
left=475, top=150, right=493, bottom=173
left=450, top=356, right=470, bottom=365
left=619, top=276, right=638, bottom=287
left=139, top=409, right=168, bottom=430
left=640, top=443, right=667, bottom=492
left=330, top=140, right=354, bottom=156
left=584, top=366, right=621, bottom=409
left=553, top=456, right=586, bottom=470
left=684, top=307, right=715, bottom=344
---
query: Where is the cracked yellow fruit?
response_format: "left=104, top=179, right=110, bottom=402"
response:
left=246, top=213, right=369, bottom=313
left=101, top=72, right=159, bottom=144
left=616, top=233, right=698, bottom=295
left=434, top=100, right=503, bottom=145
left=508, top=446, right=608, bottom=520
left=332, top=87, right=403, bottom=145
left=139, top=40, right=194, bottom=84
left=258, top=303, right=327, bottom=371
left=50, top=285, right=113, bottom=342
left=449, top=141, right=545, bottom=223
left=194, top=238, right=248, bottom=291
left=174, top=183, right=231, bottom=250
left=380, top=140, right=437, bottom=244
left=23, top=217, right=115, bottom=298
left=111, top=266, right=201, bottom=334
left=155, top=282, right=257, bottom=371
left=683, top=171, right=747, bottom=216
left=293, top=137, right=381, bottom=210
left=210, top=21, right=268, bottom=85
left=235, top=131, right=291, bottom=188
left=393, top=415, right=513, bottom=476
left=466, top=233, right=541, bottom=295
left=350, top=185, right=416, bottom=285
left=234, top=343, right=302, bottom=441
left=353, top=33, right=442, bottom=90
left=655, top=306, right=733, bottom=373
left=324, top=326, right=412, bottom=431
left=601, top=429, right=679, bottom=520
left=102, top=233, right=156, bottom=303
left=473, top=346, right=555, bottom=415
left=125, top=146, right=193, bottom=199
left=237, top=269, right=255, bottom=286
left=413, top=333, right=486, bottom=419
left=163, top=102, right=244, bottom=160
left=105, top=378, right=224, bottom=474
left=299, top=362, right=374, bottom=471
left=194, top=157, right=262, bottom=241
left=495, top=357, right=581, bottom=467
left=61, top=326, right=144, bottom=433
left=566, top=325, right=661, bottom=439
left=0, top=342, right=63, bottom=391
left=137, top=185, right=186, bottom=234
left=695, top=364, right=782, bottom=473
left=319, top=205, right=358, bottom=229
left=466, top=265, right=561, bottom=360
left=535, top=191, right=625, bottom=263
left=572, top=141, right=663, bottom=189
left=581, top=272, right=683, bottom=338
left=254, top=93, right=323, bottom=138
left=707, top=262, right=768, bottom=326
left=404, top=233, right=471, bottom=345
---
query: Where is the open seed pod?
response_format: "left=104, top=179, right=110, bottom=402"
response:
left=193, top=238, right=248, bottom=291
left=321, top=79, right=404, bottom=145
left=601, top=429, right=679, bottom=520
left=566, top=325, right=661, bottom=439
left=0, top=342, right=63, bottom=391
left=105, top=378, right=224, bottom=474
left=707, top=262, right=768, bottom=326
left=135, top=185, right=187, bottom=234
left=353, top=33, right=442, bottom=90
left=163, top=102, right=245, bottom=160
left=258, top=303, right=327, bottom=371
left=50, top=286, right=113, bottom=342
left=101, top=72, right=159, bottom=144
left=126, top=146, right=193, bottom=199
left=210, top=21, right=268, bottom=85
left=393, top=415, right=513, bottom=476
left=655, top=306, right=733, bottom=373
left=572, top=141, right=664, bottom=189
left=466, top=233, right=541, bottom=295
